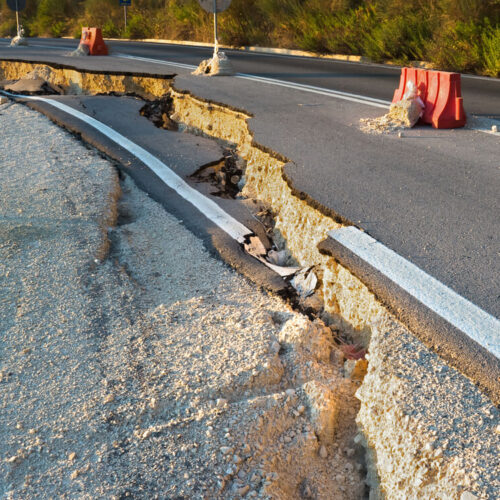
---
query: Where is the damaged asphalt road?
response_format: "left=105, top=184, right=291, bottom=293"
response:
left=18, top=93, right=330, bottom=317
left=0, top=46, right=498, bottom=321
left=1, top=55, right=497, bottom=397
left=1, top=46, right=499, bottom=499
left=16, top=92, right=317, bottom=303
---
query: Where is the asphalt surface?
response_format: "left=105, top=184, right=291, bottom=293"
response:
left=22, top=95, right=291, bottom=296
left=0, top=40, right=498, bottom=324
left=6, top=37, right=500, bottom=118
left=174, top=70, right=500, bottom=322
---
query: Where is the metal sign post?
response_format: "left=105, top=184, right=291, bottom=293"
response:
left=119, top=0, right=132, bottom=30
left=6, top=0, right=26, bottom=37
left=213, top=0, right=218, bottom=56
left=16, top=4, right=19, bottom=37
left=198, top=0, right=231, bottom=58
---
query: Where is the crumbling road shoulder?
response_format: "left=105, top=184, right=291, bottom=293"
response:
left=0, top=103, right=365, bottom=499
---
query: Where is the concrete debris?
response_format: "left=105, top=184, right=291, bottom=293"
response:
left=267, top=249, right=288, bottom=267
left=3, top=77, right=62, bottom=95
left=360, top=98, right=423, bottom=134
left=243, top=235, right=301, bottom=276
left=193, top=51, right=235, bottom=76
left=193, top=152, right=306, bottom=279
left=9, top=35, right=28, bottom=47
left=291, top=267, right=318, bottom=298
left=191, top=149, right=243, bottom=199
left=0, top=96, right=9, bottom=105
left=69, top=43, right=90, bottom=57
left=303, top=380, right=339, bottom=444
left=23, top=67, right=54, bottom=82
left=263, top=259, right=301, bottom=277
left=245, top=235, right=267, bottom=257
left=360, top=81, right=424, bottom=134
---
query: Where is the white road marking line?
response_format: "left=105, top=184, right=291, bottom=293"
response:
left=3, top=90, right=497, bottom=361
left=116, top=55, right=500, bottom=129
left=236, top=73, right=390, bottom=108
left=33, top=38, right=500, bottom=82
left=2, top=92, right=251, bottom=244
left=328, top=226, right=500, bottom=359
left=30, top=43, right=75, bottom=50
left=116, top=53, right=197, bottom=71
left=116, top=53, right=391, bottom=109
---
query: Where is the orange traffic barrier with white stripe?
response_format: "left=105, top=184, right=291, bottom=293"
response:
left=393, top=67, right=466, bottom=129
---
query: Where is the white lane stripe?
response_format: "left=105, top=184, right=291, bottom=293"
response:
left=117, top=55, right=500, bottom=133
left=4, top=92, right=251, bottom=243
left=328, top=226, right=500, bottom=358
left=236, top=73, right=390, bottom=108
left=116, top=54, right=391, bottom=109
left=116, top=53, right=197, bottom=71
left=31, top=43, right=75, bottom=50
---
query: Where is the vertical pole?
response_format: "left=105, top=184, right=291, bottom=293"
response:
left=124, top=6, right=127, bottom=31
left=15, top=0, right=20, bottom=37
left=213, top=0, right=218, bottom=56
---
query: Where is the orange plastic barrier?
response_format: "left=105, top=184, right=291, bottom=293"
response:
left=79, top=27, right=108, bottom=56
left=392, top=67, right=466, bottom=129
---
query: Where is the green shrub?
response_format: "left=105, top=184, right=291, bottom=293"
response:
left=71, top=25, right=82, bottom=39
left=427, top=20, right=483, bottom=73
left=165, top=0, right=211, bottom=41
left=124, top=13, right=152, bottom=39
left=32, top=0, right=69, bottom=37
left=219, top=0, right=270, bottom=46
left=102, top=18, right=120, bottom=38
left=50, top=20, right=66, bottom=37
left=0, top=19, right=17, bottom=37
left=481, top=24, right=500, bottom=76
left=322, top=7, right=377, bottom=54
left=80, top=0, right=121, bottom=28
left=362, top=11, right=432, bottom=63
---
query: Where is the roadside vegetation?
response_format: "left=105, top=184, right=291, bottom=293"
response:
left=0, top=0, right=499, bottom=76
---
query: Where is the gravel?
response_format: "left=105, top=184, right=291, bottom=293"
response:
left=0, top=102, right=365, bottom=499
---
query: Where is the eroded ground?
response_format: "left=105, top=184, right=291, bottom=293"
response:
left=0, top=103, right=366, bottom=499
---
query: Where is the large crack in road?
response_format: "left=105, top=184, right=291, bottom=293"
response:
left=1, top=61, right=498, bottom=500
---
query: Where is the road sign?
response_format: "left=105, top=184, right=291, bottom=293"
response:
left=119, top=0, right=131, bottom=5
left=6, top=0, right=26, bottom=12
left=198, top=0, right=231, bottom=13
